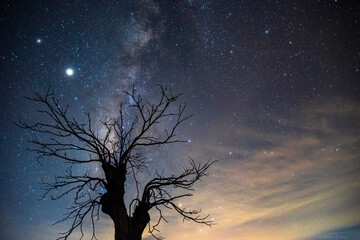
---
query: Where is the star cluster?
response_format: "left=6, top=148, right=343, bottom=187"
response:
left=0, top=1, right=359, bottom=240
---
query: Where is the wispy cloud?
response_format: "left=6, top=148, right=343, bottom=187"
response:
left=146, top=97, right=360, bottom=240
left=25, top=98, right=359, bottom=240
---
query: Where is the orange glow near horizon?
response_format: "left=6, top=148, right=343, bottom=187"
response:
left=36, top=97, right=360, bottom=240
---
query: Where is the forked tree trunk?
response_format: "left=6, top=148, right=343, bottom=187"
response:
left=101, top=164, right=150, bottom=240
left=102, top=193, right=150, bottom=240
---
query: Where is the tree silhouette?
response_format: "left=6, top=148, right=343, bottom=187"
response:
left=17, top=86, right=215, bottom=240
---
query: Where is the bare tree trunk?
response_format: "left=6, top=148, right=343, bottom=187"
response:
left=113, top=208, right=130, bottom=240
left=111, top=204, right=149, bottom=240
left=101, top=163, right=150, bottom=240
left=101, top=192, right=132, bottom=240
left=129, top=203, right=150, bottom=240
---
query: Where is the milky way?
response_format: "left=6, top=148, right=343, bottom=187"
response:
left=0, top=1, right=359, bottom=240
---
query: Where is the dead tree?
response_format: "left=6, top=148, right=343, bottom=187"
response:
left=17, top=86, right=215, bottom=240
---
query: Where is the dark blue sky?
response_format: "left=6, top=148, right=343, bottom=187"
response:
left=0, top=1, right=359, bottom=239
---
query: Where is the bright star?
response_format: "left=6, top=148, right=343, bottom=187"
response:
left=36, top=38, right=42, bottom=44
left=66, top=68, right=74, bottom=76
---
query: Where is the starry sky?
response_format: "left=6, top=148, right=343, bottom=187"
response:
left=1, top=0, right=360, bottom=240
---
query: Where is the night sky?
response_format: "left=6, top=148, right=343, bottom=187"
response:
left=1, top=1, right=360, bottom=240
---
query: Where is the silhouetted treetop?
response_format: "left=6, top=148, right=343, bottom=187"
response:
left=17, top=86, right=215, bottom=240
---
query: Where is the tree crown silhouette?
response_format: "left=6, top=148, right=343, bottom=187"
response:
left=17, top=86, right=215, bottom=240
